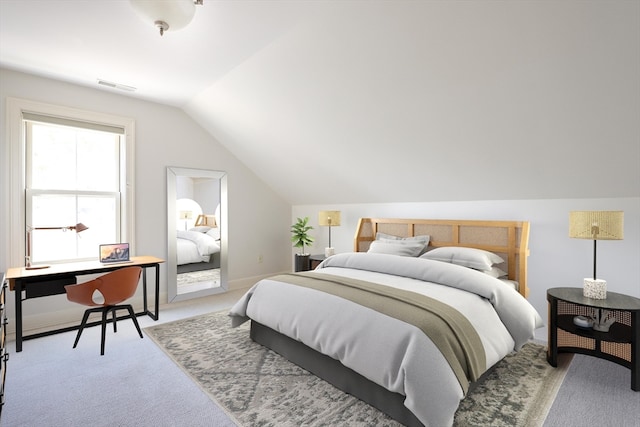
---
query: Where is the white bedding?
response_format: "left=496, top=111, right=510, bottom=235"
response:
left=176, top=229, right=220, bottom=265
left=229, top=252, right=543, bottom=427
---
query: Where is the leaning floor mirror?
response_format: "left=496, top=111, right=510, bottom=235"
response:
left=167, top=167, right=228, bottom=303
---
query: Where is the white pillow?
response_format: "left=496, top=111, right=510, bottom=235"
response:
left=376, top=233, right=430, bottom=254
left=420, top=247, right=504, bottom=270
left=206, top=227, right=221, bottom=241
left=480, top=266, right=508, bottom=278
left=368, top=240, right=426, bottom=257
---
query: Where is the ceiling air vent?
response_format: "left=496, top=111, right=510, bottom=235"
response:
left=97, top=79, right=137, bottom=92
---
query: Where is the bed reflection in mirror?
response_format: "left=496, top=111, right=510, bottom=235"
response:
left=167, top=167, right=228, bottom=302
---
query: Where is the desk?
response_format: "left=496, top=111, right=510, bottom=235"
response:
left=5, top=256, right=164, bottom=352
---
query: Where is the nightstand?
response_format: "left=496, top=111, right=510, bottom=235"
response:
left=309, top=254, right=327, bottom=270
left=547, top=287, right=640, bottom=391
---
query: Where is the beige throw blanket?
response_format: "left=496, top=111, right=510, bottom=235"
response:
left=271, top=271, right=486, bottom=392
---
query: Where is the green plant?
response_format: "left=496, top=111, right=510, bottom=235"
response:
left=291, top=216, right=314, bottom=255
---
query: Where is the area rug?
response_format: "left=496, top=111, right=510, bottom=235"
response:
left=177, top=268, right=220, bottom=288
left=145, top=311, right=572, bottom=427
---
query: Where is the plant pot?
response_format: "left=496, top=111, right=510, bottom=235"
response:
left=294, top=254, right=310, bottom=272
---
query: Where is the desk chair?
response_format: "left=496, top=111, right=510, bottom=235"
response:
left=64, top=266, right=144, bottom=355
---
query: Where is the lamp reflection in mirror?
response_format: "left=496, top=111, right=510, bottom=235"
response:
left=195, top=214, right=217, bottom=227
left=26, top=223, right=89, bottom=270
left=176, top=199, right=202, bottom=231
left=318, top=211, right=341, bottom=257
left=179, top=210, right=193, bottom=230
left=569, top=211, right=623, bottom=299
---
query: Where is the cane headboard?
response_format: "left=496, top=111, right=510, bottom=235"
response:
left=354, top=218, right=531, bottom=298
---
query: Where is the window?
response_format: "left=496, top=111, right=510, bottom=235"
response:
left=8, top=98, right=135, bottom=267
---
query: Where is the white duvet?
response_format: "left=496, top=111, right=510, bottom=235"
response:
left=229, top=252, right=543, bottom=427
left=176, top=229, right=220, bottom=265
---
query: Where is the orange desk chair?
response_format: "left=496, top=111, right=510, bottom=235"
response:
left=64, top=266, right=144, bottom=355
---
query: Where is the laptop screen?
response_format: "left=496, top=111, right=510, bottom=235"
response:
left=99, top=243, right=130, bottom=263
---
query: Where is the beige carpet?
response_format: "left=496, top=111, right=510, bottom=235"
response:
left=145, top=310, right=572, bottom=427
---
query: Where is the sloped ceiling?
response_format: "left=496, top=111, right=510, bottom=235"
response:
left=1, top=1, right=638, bottom=205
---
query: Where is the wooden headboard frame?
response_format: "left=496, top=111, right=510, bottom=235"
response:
left=354, top=218, right=531, bottom=298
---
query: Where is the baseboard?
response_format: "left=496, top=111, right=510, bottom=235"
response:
left=227, top=272, right=289, bottom=291
left=5, top=272, right=282, bottom=341
left=5, top=297, right=152, bottom=341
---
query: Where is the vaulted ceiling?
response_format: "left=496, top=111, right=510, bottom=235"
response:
left=1, top=1, right=638, bottom=205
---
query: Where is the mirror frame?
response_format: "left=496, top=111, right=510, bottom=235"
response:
left=167, top=166, right=228, bottom=303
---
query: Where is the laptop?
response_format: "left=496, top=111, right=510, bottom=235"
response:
left=99, top=243, right=131, bottom=264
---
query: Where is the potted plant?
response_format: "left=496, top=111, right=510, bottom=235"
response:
left=291, top=216, right=314, bottom=272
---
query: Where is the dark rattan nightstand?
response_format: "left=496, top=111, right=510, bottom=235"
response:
left=547, top=287, right=640, bottom=391
left=309, top=254, right=327, bottom=270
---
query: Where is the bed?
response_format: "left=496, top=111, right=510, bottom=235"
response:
left=176, top=226, right=221, bottom=273
left=229, top=218, right=543, bottom=427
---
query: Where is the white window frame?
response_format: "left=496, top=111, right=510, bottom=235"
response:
left=7, top=98, right=135, bottom=267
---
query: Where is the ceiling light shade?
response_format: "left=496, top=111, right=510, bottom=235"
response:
left=130, top=0, right=201, bottom=36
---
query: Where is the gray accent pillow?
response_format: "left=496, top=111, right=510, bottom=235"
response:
left=368, top=240, right=426, bottom=257
left=376, top=232, right=430, bottom=244
left=375, top=232, right=430, bottom=255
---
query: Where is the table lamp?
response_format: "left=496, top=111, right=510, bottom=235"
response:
left=195, top=214, right=217, bottom=227
left=26, top=223, right=89, bottom=270
left=179, top=210, right=193, bottom=230
left=569, top=211, right=623, bottom=299
left=318, top=211, right=341, bottom=257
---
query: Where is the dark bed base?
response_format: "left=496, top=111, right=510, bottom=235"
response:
left=177, top=252, right=220, bottom=274
left=250, top=321, right=424, bottom=427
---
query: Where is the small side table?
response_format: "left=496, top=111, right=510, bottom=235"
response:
left=309, top=254, right=327, bottom=270
left=547, top=287, right=640, bottom=391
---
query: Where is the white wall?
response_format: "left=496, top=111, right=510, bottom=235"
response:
left=0, top=68, right=291, bottom=335
left=189, top=1, right=640, bottom=206
left=194, top=179, right=220, bottom=216
left=175, top=176, right=220, bottom=228
left=2, top=67, right=638, bottom=343
left=293, top=197, right=640, bottom=340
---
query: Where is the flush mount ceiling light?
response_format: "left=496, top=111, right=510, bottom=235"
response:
left=130, top=0, right=203, bottom=36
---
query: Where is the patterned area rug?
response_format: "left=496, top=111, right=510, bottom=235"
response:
left=145, top=311, right=571, bottom=427
left=177, top=268, right=220, bottom=288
